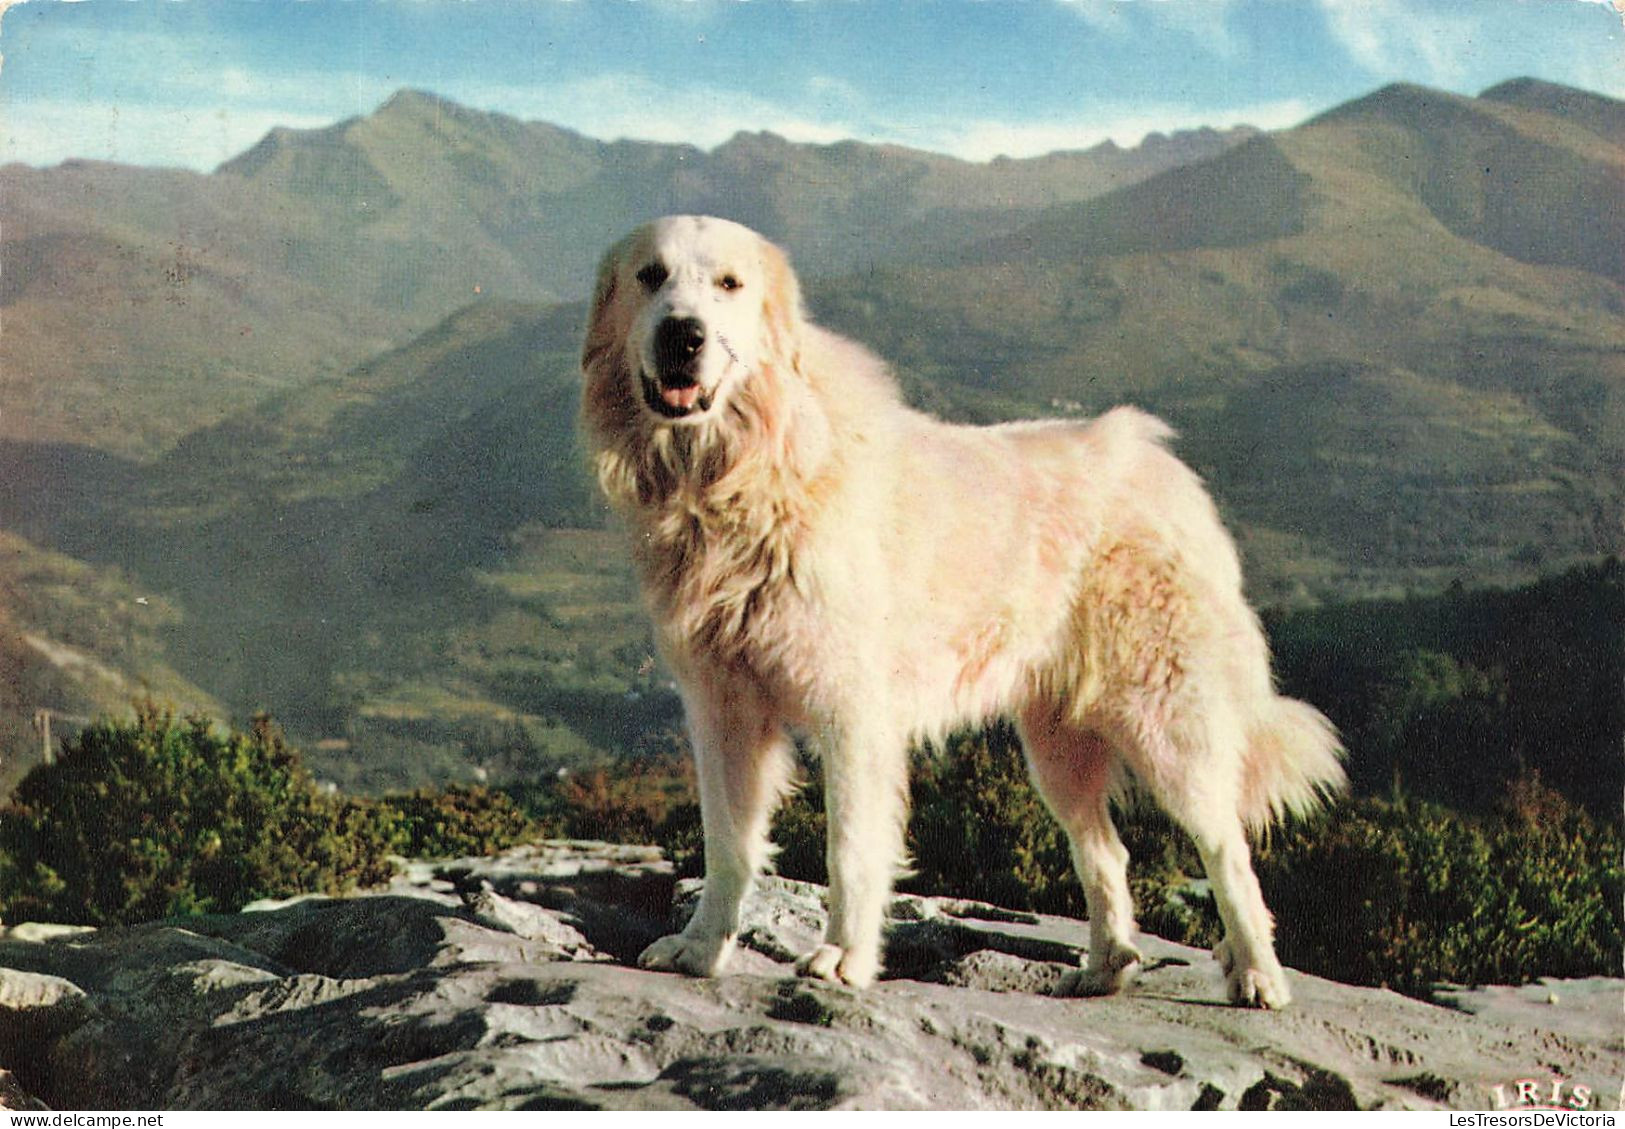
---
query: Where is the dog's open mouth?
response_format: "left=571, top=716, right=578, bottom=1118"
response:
left=642, top=371, right=713, bottom=419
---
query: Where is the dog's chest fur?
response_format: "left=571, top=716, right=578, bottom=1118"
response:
left=626, top=442, right=830, bottom=693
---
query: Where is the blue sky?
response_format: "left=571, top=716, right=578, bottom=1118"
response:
left=3, top=0, right=1623, bottom=169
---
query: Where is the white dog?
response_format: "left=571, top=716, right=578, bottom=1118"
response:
left=580, top=215, right=1344, bottom=1008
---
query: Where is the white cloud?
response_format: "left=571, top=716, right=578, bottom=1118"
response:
left=3, top=64, right=866, bottom=171
left=1564, top=50, right=1625, bottom=97
left=1315, top=0, right=1480, bottom=86
left=1147, top=0, right=1247, bottom=61
left=1, top=18, right=403, bottom=169
left=161, top=64, right=399, bottom=122
left=1054, top=0, right=1132, bottom=34
left=1055, top=0, right=1246, bottom=59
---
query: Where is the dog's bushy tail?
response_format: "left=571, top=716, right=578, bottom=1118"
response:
left=1239, top=697, right=1347, bottom=834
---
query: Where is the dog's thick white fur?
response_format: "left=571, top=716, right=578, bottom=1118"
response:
left=580, top=215, right=1345, bottom=1008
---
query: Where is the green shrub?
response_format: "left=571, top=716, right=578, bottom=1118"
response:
left=533, top=753, right=697, bottom=848
left=905, top=726, right=1080, bottom=914
left=1260, top=778, right=1623, bottom=995
left=378, top=783, right=535, bottom=859
left=896, top=726, right=1623, bottom=996
left=768, top=776, right=825, bottom=887
left=0, top=703, right=397, bottom=925
left=1268, top=560, right=1624, bottom=816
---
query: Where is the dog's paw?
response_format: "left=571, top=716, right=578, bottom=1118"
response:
left=1213, top=938, right=1291, bottom=1008
left=795, top=943, right=877, bottom=988
left=1055, top=945, right=1142, bottom=997
left=638, top=931, right=732, bottom=978
left=1226, top=964, right=1292, bottom=1009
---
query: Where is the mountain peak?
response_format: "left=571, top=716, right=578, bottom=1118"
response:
left=1305, top=78, right=1625, bottom=151
left=377, top=88, right=452, bottom=114
left=370, top=87, right=496, bottom=132
left=370, top=88, right=491, bottom=129
left=1478, top=76, right=1618, bottom=107
left=214, top=124, right=309, bottom=177
left=1478, top=77, right=1625, bottom=146
left=713, top=130, right=797, bottom=157
left=1306, top=81, right=1475, bottom=129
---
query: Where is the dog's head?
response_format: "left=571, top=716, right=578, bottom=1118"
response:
left=582, top=215, right=804, bottom=428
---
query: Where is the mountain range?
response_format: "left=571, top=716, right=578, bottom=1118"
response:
left=1, top=77, right=1620, bottom=788
left=2, top=90, right=1254, bottom=459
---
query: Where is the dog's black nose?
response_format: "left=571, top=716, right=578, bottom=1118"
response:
left=655, top=316, right=706, bottom=379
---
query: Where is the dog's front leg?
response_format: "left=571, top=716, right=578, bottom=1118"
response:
left=797, top=715, right=908, bottom=988
left=640, top=677, right=795, bottom=978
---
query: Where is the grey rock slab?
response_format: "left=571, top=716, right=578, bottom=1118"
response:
left=0, top=968, right=97, bottom=1059
left=0, top=841, right=1617, bottom=1111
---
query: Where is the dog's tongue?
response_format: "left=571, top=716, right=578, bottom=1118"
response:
left=662, top=384, right=702, bottom=411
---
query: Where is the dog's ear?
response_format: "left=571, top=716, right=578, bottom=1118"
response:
left=580, top=234, right=645, bottom=509
left=581, top=235, right=630, bottom=376
left=760, top=238, right=805, bottom=374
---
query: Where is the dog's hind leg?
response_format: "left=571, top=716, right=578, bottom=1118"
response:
left=1019, top=700, right=1143, bottom=996
left=639, top=676, right=795, bottom=978
left=797, top=714, right=909, bottom=988
left=1136, top=712, right=1293, bottom=1009
left=1180, top=803, right=1291, bottom=1008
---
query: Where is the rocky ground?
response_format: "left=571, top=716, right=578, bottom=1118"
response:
left=0, top=841, right=1619, bottom=1110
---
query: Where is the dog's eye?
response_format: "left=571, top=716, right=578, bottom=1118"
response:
left=717, top=274, right=743, bottom=293
left=636, top=263, right=669, bottom=292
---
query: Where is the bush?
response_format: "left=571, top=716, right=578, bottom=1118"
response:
left=1260, top=779, right=1623, bottom=996
left=905, top=725, right=1080, bottom=914
left=768, top=773, right=825, bottom=886
left=0, top=703, right=397, bottom=925
left=378, top=783, right=535, bottom=859
left=525, top=753, right=698, bottom=850
left=1268, top=560, right=1624, bottom=816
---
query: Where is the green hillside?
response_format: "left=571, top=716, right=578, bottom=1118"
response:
left=0, top=530, right=219, bottom=793
left=1, top=296, right=612, bottom=777
left=117, top=302, right=596, bottom=736
left=1466, top=78, right=1625, bottom=152
left=1308, top=82, right=1624, bottom=282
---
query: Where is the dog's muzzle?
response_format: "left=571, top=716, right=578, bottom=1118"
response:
left=643, top=315, right=712, bottom=418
